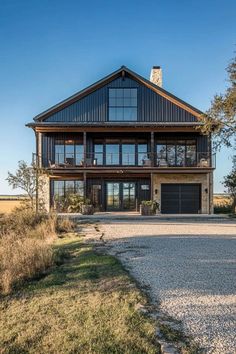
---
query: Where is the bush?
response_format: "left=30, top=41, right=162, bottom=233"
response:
left=214, top=204, right=233, bottom=214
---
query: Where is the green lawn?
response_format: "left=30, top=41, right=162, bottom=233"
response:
left=0, top=232, right=160, bottom=354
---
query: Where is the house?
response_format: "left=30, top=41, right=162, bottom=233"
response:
left=26, top=66, right=215, bottom=214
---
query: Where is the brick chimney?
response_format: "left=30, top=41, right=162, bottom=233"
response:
left=150, top=66, right=162, bottom=87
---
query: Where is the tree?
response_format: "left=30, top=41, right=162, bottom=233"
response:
left=6, top=160, right=38, bottom=208
left=223, top=156, right=236, bottom=214
left=201, top=55, right=236, bottom=150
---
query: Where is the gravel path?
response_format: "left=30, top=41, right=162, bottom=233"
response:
left=101, top=219, right=236, bottom=354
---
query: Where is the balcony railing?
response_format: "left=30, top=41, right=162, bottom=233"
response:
left=47, top=152, right=215, bottom=169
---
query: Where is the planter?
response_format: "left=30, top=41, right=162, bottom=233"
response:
left=140, top=204, right=156, bottom=216
left=81, top=204, right=94, bottom=215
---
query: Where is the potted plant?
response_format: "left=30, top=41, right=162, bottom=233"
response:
left=80, top=198, right=94, bottom=215
left=140, top=200, right=159, bottom=216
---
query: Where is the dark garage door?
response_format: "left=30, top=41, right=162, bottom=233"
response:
left=161, top=184, right=201, bottom=214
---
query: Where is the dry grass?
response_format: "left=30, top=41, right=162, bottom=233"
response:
left=0, top=233, right=53, bottom=294
left=0, top=200, right=23, bottom=214
left=0, top=207, right=60, bottom=294
left=56, top=217, right=77, bottom=233
left=213, top=194, right=233, bottom=214
left=0, top=233, right=160, bottom=353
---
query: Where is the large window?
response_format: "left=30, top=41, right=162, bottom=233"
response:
left=122, top=144, right=135, bottom=165
left=106, top=144, right=119, bottom=165
left=109, top=88, right=137, bottom=121
left=53, top=180, right=84, bottom=211
left=156, top=140, right=196, bottom=167
left=138, top=144, right=148, bottom=166
left=55, top=139, right=84, bottom=166
left=93, top=139, right=148, bottom=166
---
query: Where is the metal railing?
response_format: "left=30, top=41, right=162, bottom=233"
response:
left=47, top=152, right=215, bottom=169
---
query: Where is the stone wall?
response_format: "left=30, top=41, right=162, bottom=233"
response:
left=150, top=66, right=162, bottom=87
left=38, top=173, right=50, bottom=212
left=152, top=173, right=212, bottom=214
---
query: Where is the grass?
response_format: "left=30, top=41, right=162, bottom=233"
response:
left=0, top=208, right=59, bottom=294
left=0, top=232, right=160, bottom=354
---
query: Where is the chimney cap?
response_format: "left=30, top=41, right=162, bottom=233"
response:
left=152, top=65, right=161, bottom=69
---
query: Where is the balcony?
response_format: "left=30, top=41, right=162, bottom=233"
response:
left=46, top=152, right=215, bottom=169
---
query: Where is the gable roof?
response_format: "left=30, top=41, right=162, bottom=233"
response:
left=33, top=66, right=203, bottom=122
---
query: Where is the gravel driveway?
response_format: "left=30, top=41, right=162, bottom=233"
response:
left=101, top=219, right=236, bottom=354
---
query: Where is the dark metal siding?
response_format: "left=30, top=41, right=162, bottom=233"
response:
left=45, top=77, right=198, bottom=123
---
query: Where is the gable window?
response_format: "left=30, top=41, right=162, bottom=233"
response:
left=109, top=88, right=137, bottom=121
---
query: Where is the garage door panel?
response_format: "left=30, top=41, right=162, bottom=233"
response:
left=161, top=184, right=201, bottom=214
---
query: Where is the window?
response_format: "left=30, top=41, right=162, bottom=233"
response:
left=109, top=88, right=137, bottom=121
left=65, top=140, right=74, bottom=164
left=186, top=140, right=197, bottom=166
left=138, top=144, right=148, bottom=166
left=122, top=144, right=135, bottom=165
left=75, top=145, right=84, bottom=165
left=55, top=140, right=64, bottom=164
left=53, top=180, right=84, bottom=211
left=156, top=140, right=197, bottom=167
left=94, top=144, right=103, bottom=165
left=54, top=139, right=83, bottom=166
left=141, top=184, right=150, bottom=190
left=106, top=144, right=119, bottom=165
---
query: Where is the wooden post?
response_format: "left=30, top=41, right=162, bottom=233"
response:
left=150, top=131, right=155, bottom=167
left=35, top=131, right=39, bottom=215
left=83, top=131, right=87, bottom=166
left=151, top=172, right=153, bottom=201
left=83, top=172, right=87, bottom=202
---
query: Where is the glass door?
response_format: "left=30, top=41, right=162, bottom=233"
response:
left=122, top=182, right=136, bottom=210
left=106, top=182, right=120, bottom=210
left=106, top=182, right=136, bottom=211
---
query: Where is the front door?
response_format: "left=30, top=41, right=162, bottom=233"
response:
left=106, top=182, right=136, bottom=211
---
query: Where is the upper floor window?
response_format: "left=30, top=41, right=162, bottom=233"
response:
left=108, top=88, right=137, bottom=121
left=156, top=140, right=197, bottom=167
left=55, top=139, right=84, bottom=166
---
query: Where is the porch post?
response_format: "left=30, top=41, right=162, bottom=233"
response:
left=150, top=131, right=155, bottom=167
left=83, top=172, right=87, bottom=202
left=151, top=172, right=154, bottom=201
left=83, top=131, right=87, bottom=166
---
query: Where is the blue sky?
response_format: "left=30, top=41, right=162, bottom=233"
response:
left=0, top=0, right=235, bottom=194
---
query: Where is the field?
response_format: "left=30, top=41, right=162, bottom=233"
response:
left=213, top=194, right=233, bottom=214
left=0, top=196, right=28, bottom=214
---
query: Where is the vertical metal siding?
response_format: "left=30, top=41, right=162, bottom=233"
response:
left=45, top=76, right=198, bottom=123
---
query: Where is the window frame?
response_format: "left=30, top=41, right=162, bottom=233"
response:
left=156, top=139, right=197, bottom=167
left=54, top=139, right=83, bottom=166
left=108, top=88, right=138, bottom=122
